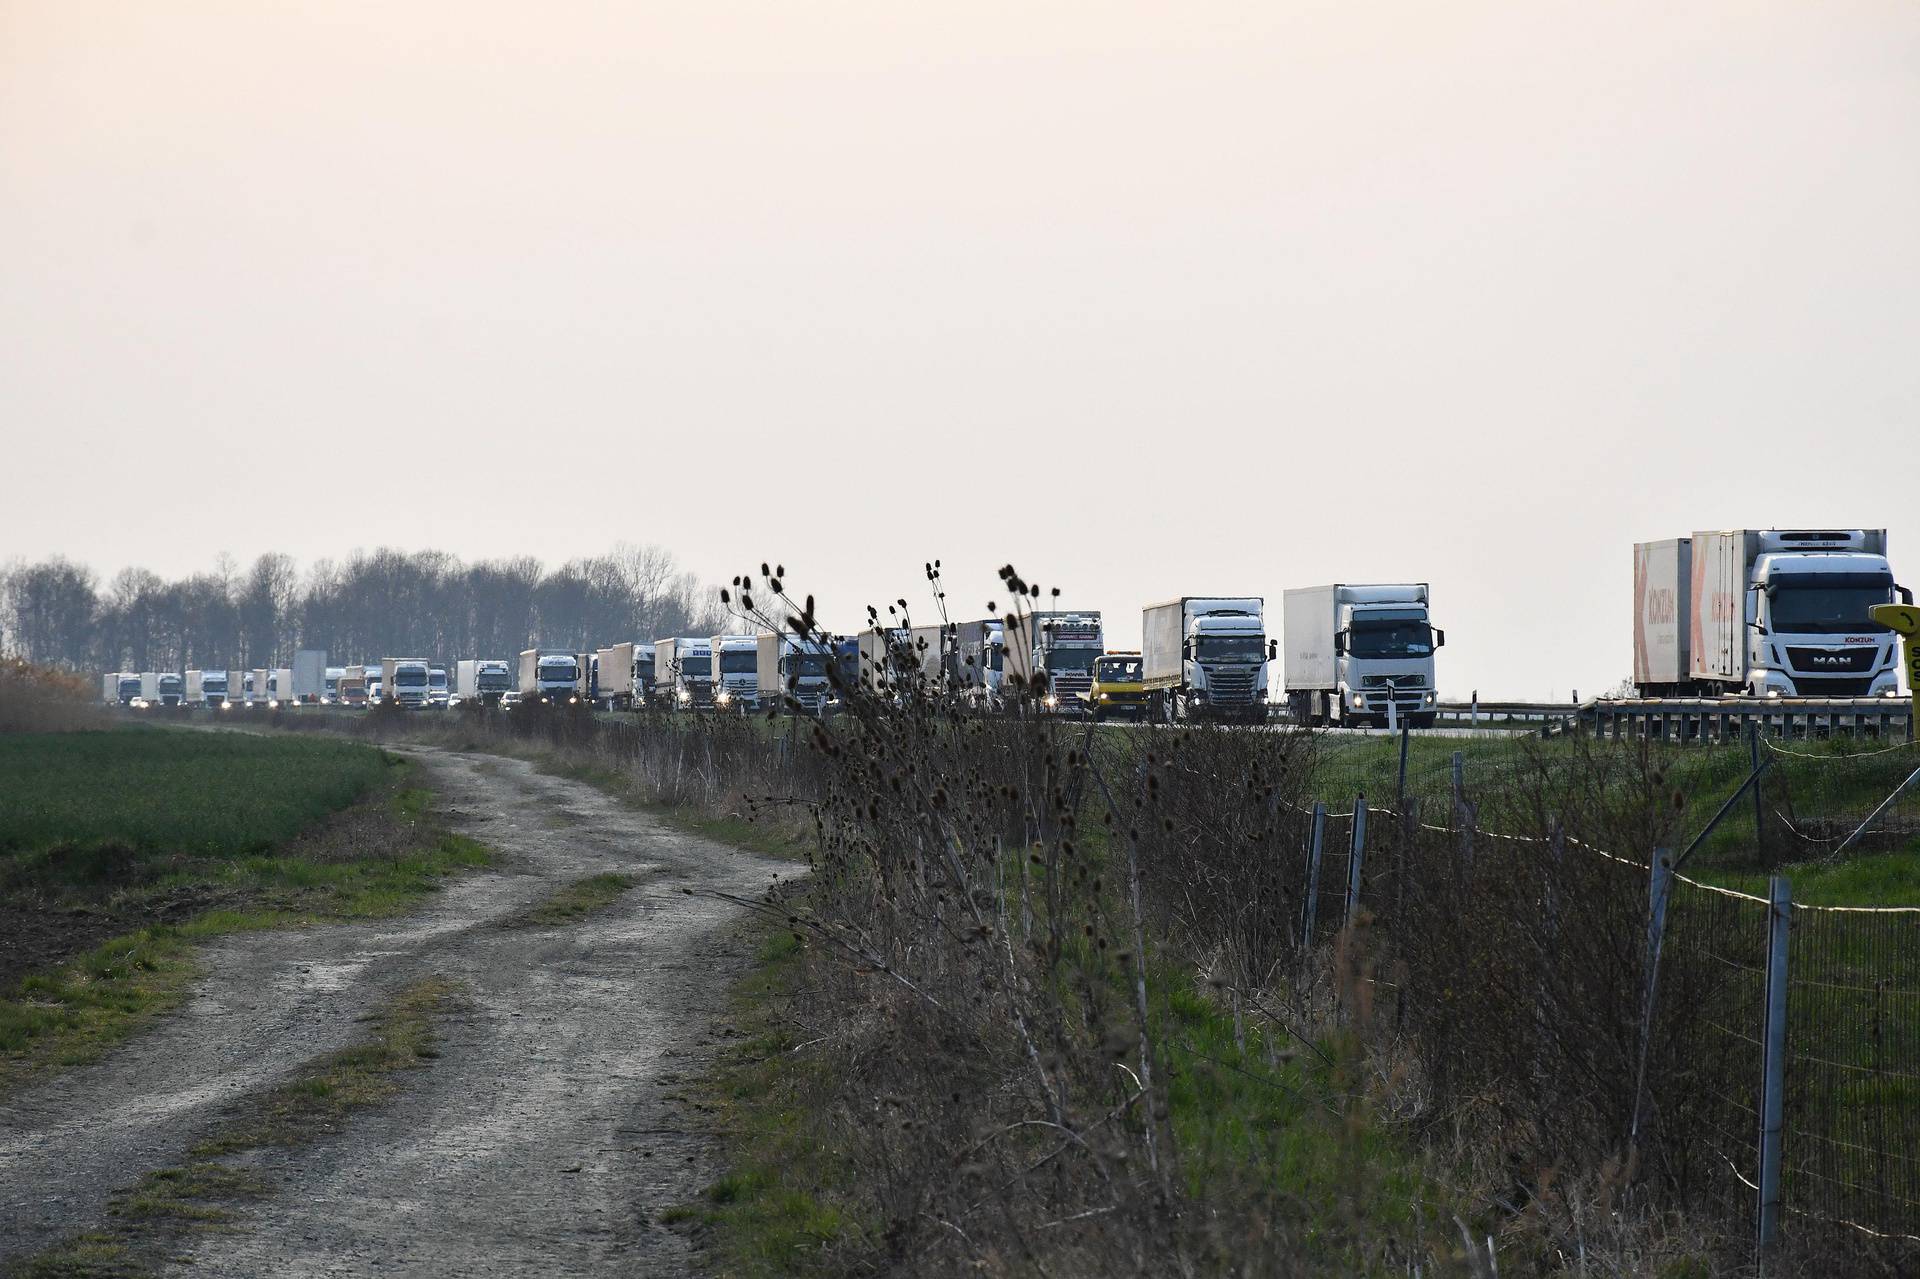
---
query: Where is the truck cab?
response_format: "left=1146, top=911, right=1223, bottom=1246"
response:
left=156, top=673, right=185, bottom=707
left=389, top=661, right=431, bottom=708
left=199, top=670, right=230, bottom=708
left=1184, top=613, right=1269, bottom=721
left=1745, top=544, right=1905, bottom=698
left=534, top=654, right=582, bottom=705
left=1285, top=585, right=1442, bottom=727
left=662, top=640, right=714, bottom=709
left=474, top=661, right=513, bottom=706
left=428, top=666, right=450, bottom=707
left=323, top=667, right=345, bottom=703
left=1089, top=652, right=1147, bottom=721
left=115, top=674, right=142, bottom=706
left=635, top=645, right=657, bottom=707
left=338, top=676, right=369, bottom=708
left=713, top=635, right=759, bottom=711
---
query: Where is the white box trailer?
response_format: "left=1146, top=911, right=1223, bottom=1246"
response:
left=381, top=657, right=432, bottom=708
left=1632, top=539, right=1692, bottom=694
left=292, top=650, right=328, bottom=704
left=855, top=629, right=914, bottom=693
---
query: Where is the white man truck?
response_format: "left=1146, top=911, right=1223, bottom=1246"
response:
left=1003, top=612, right=1104, bottom=713
left=712, top=634, right=759, bottom=712
left=381, top=658, right=432, bottom=709
left=517, top=650, right=583, bottom=705
left=756, top=632, right=834, bottom=714
left=104, top=672, right=143, bottom=706
left=1283, top=584, right=1443, bottom=728
left=1141, top=598, right=1272, bottom=724
left=1633, top=529, right=1909, bottom=699
left=455, top=659, right=514, bottom=706
left=655, top=638, right=714, bottom=709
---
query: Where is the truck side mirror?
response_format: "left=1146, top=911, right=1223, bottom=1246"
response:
left=1333, top=632, right=1346, bottom=655
left=1434, top=629, right=1445, bottom=648
left=1900, top=585, right=1914, bottom=606
left=1267, top=639, right=1277, bottom=661
left=1182, top=640, right=1191, bottom=660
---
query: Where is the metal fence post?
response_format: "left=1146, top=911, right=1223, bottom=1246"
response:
left=1630, top=846, right=1674, bottom=1148
left=1749, top=726, right=1767, bottom=865
left=1345, top=796, right=1367, bottom=928
left=1301, top=802, right=1326, bottom=951
left=1451, top=749, right=1464, bottom=813
left=1758, top=874, right=1792, bottom=1250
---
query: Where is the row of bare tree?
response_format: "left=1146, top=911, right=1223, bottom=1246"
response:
left=0, top=544, right=722, bottom=674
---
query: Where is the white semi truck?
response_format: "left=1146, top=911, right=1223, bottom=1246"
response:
left=712, top=634, right=760, bottom=711
left=590, top=643, right=656, bottom=710
left=1003, top=611, right=1104, bottom=712
left=381, top=658, right=432, bottom=708
left=756, top=632, right=834, bottom=714
left=456, top=659, right=514, bottom=706
left=1633, top=529, right=1908, bottom=699
left=428, top=666, right=450, bottom=707
left=951, top=620, right=1006, bottom=701
left=104, top=672, right=143, bottom=705
left=654, top=638, right=714, bottom=709
left=1283, top=584, right=1443, bottom=728
left=185, top=668, right=233, bottom=708
left=1141, top=597, right=1272, bottom=724
left=518, top=650, right=583, bottom=705
left=856, top=628, right=917, bottom=696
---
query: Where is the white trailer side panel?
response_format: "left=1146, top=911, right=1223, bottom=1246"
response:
left=1282, top=586, right=1338, bottom=692
left=1690, top=530, right=1748, bottom=682
left=1141, top=602, right=1185, bottom=689
left=1632, top=539, right=1690, bottom=687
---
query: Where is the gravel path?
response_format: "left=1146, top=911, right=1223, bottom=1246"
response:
left=0, top=746, right=787, bottom=1276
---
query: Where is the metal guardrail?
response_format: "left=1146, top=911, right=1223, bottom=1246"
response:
left=1584, top=697, right=1912, bottom=744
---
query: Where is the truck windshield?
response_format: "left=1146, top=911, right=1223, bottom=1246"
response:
left=720, top=652, right=756, bottom=674
left=1096, top=657, right=1142, bottom=681
left=160, top=676, right=183, bottom=690
left=539, top=663, right=579, bottom=682
left=1768, top=576, right=1893, bottom=634
left=1196, top=636, right=1264, bottom=663
left=429, top=671, right=447, bottom=688
left=478, top=672, right=512, bottom=690
left=1045, top=649, right=1099, bottom=673
left=205, top=677, right=227, bottom=690
left=120, top=680, right=142, bottom=695
left=1348, top=621, right=1434, bottom=658
left=789, top=653, right=829, bottom=678
left=677, top=656, right=710, bottom=679
left=396, top=669, right=427, bottom=685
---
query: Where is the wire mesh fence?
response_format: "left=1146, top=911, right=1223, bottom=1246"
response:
left=1283, top=725, right=1920, bottom=1246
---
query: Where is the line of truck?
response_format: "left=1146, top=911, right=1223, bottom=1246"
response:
left=98, top=528, right=1910, bottom=721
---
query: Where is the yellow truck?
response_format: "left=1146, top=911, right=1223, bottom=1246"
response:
left=1088, top=652, right=1148, bottom=721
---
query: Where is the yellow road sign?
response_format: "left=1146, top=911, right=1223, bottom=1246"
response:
left=1869, top=604, right=1920, bottom=720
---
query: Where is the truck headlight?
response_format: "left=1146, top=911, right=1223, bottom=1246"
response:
left=1425, top=692, right=1436, bottom=705
left=717, top=690, right=732, bottom=705
left=1044, top=693, right=1059, bottom=709
left=678, top=687, right=692, bottom=703
left=1765, top=689, right=1781, bottom=699
left=569, top=696, right=579, bottom=705
left=1351, top=694, right=1365, bottom=709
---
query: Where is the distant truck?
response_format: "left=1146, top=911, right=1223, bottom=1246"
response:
left=756, top=632, right=833, bottom=714
left=590, top=643, right=654, bottom=711
left=856, top=628, right=917, bottom=696
left=654, top=638, right=714, bottom=709
left=138, top=671, right=186, bottom=708
left=337, top=672, right=369, bottom=708
left=323, top=667, right=346, bottom=702
left=185, top=668, right=232, bottom=708
left=1004, top=611, right=1104, bottom=712
left=381, top=658, right=432, bottom=709
left=1141, top=597, right=1271, bottom=723
left=1633, top=529, right=1909, bottom=699
left=103, top=672, right=142, bottom=706
left=712, top=634, right=759, bottom=711
left=1283, top=584, right=1443, bottom=728
left=428, top=666, right=450, bottom=707
left=950, top=620, right=1006, bottom=700
left=292, top=650, right=328, bottom=704
left=517, top=649, right=584, bottom=705
left=455, top=659, right=514, bottom=706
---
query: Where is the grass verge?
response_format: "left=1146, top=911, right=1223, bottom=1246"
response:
left=505, top=872, right=637, bottom=927
left=11, top=978, right=460, bottom=1278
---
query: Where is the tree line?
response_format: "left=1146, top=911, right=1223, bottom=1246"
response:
left=0, top=544, right=723, bottom=674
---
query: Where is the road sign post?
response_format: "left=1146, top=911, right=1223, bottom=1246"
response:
left=1868, top=604, right=1920, bottom=734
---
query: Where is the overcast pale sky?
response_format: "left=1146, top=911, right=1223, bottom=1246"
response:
left=3, top=2, right=1916, bottom=697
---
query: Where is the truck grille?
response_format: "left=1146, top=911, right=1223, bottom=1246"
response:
left=1786, top=647, right=1875, bottom=674
left=1208, top=671, right=1257, bottom=704
left=1361, top=672, right=1425, bottom=688
left=1052, top=673, right=1093, bottom=697
left=1789, top=676, right=1875, bottom=697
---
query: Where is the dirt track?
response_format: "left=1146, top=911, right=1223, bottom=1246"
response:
left=0, top=747, right=787, bottom=1276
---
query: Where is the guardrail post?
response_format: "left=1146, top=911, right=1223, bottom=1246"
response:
left=1470, top=690, right=1479, bottom=729
left=1630, top=846, right=1674, bottom=1149
left=1757, top=874, right=1792, bottom=1250
left=1345, top=796, right=1367, bottom=929
left=1301, top=802, right=1326, bottom=951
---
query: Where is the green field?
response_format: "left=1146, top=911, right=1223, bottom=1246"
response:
left=0, top=728, right=389, bottom=865
left=0, top=727, right=488, bottom=1087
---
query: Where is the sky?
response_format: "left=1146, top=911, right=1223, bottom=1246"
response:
left=3, top=1, right=1917, bottom=698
